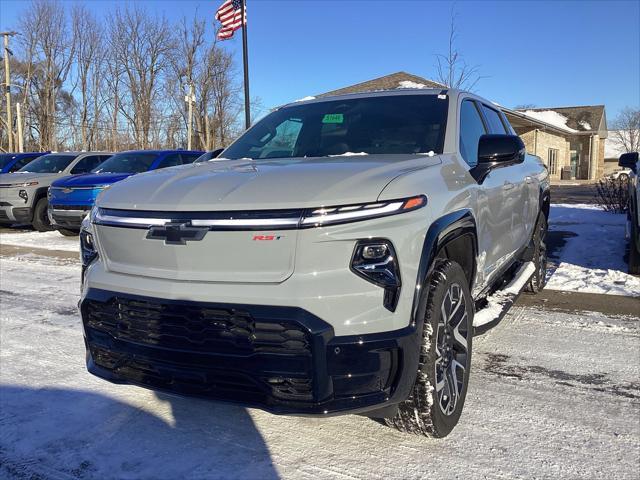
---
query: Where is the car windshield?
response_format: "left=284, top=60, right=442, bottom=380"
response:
left=92, top=152, right=159, bottom=173
left=18, top=154, right=78, bottom=173
left=0, top=154, right=17, bottom=169
left=223, top=94, right=449, bottom=160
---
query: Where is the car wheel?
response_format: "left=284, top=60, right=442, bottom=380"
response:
left=525, top=214, right=548, bottom=293
left=58, top=228, right=80, bottom=237
left=31, top=198, right=53, bottom=232
left=384, top=260, right=473, bottom=438
left=629, top=221, right=640, bottom=275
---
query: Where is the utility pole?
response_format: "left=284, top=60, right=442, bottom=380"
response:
left=185, top=83, right=195, bottom=150
left=2, top=31, right=17, bottom=152
left=16, top=102, right=23, bottom=152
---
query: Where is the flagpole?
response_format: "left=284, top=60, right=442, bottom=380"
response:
left=241, top=0, right=250, bottom=130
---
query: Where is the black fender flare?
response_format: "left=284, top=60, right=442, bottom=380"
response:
left=410, top=209, right=478, bottom=328
left=32, top=186, right=50, bottom=206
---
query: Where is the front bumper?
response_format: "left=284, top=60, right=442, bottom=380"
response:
left=80, top=288, right=421, bottom=416
left=0, top=204, right=32, bottom=224
left=49, top=205, right=90, bottom=230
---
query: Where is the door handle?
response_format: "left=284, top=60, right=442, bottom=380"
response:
left=525, top=176, right=533, bottom=184
left=503, top=181, right=515, bottom=191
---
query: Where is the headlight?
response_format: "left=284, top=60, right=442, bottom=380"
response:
left=14, top=181, right=39, bottom=187
left=351, top=239, right=401, bottom=312
left=301, top=195, right=426, bottom=227
left=80, top=229, right=97, bottom=267
left=18, top=190, right=28, bottom=203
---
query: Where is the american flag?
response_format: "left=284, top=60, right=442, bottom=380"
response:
left=215, top=0, right=246, bottom=40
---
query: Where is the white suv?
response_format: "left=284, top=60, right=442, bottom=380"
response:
left=79, top=89, right=549, bottom=437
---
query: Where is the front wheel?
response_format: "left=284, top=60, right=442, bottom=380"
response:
left=31, top=198, right=53, bottom=232
left=385, top=260, right=473, bottom=438
left=525, top=214, right=548, bottom=293
left=58, top=228, right=80, bottom=237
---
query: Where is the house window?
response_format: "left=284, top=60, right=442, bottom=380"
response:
left=548, top=148, right=559, bottom=175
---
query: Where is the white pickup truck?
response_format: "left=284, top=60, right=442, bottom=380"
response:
left=79, top=88, right=550, bottom=437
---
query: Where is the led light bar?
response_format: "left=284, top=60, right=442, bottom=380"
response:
left=91, top=195, right=426, bottom=230
left=300, top=195, right=426, bottom=227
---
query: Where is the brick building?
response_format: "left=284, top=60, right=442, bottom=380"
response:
left=317, top=72, right=608, bottom=180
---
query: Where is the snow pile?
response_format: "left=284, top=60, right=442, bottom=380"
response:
left=521, top=110, right=577, bottom=133
left=397, top=80, right=428, bottom=89
left=546, top=204, right=640, bottom=297
left=473, top=262, right=535, bottom=327
left=0, top=229, right=79, bottom=252
left=293, top=96, right=316, bottom=102
left=578, top=120, right=592, bottom=130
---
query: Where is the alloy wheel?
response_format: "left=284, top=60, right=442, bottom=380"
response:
left=435, top=283, right=469, bottom=416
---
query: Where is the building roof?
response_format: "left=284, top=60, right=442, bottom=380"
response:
left=317, top=72, right=446, bottom=97
left=515, top=105, right=606, bottom=134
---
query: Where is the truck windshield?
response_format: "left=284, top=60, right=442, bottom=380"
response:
left=92, top=152, right=159, bottom=173
left=223, top=94, right=448, bottom=160
left=18, top=154, right=78, bottom=173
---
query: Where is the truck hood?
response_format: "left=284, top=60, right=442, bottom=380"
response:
left=0, top=171, right=61, bottom=186
left=52, top=172, right=132, bottom=188
left=97, top=154, right=441, bottom=211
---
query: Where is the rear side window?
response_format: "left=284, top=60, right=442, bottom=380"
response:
left=459, top=101, right=487, bottom=167
left=481, top=105, right=507, bottom=134
left=71, top=155, right=109, bottom=174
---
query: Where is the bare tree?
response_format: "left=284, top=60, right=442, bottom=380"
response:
left=611, top=107, right=640, bottom=154
left=109, top=6, right=173, bottom=148
left=434, top=7, right=483, bottom=90
left=18, top=0, right=76, bottom=150
left=71, top=5, right=104, bottom=150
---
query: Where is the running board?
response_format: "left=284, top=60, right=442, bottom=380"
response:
left=473, top=261, right=535, bottom=336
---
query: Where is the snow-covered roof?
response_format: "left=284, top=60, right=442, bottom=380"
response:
left=520, top=110, right=578, bottom=133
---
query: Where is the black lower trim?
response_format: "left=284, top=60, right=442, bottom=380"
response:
left=80, top=288, right=419, bottom=416
left=12, top=207, right=32, bottom=224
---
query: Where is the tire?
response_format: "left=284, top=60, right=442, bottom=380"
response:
left=525, top=214, right=548, bottom=293
left=629, top=221, right=640, bottom=275
left=58, top=228, right=80, bottom=236
left=31, top=198, right=53, bottom=232
left=384, top=260, right=473, bottom=438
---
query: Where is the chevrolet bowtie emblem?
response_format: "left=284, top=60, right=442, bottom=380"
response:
left=146, top=222, right=208, bottom=245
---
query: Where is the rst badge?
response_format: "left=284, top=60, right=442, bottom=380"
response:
left=252, top=235, right=283, bottom=241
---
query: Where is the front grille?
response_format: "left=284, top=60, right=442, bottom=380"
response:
left=0, top=210, right=9, bottom=220
left=52, top=204, right=90, bottom=211
left=0, top=201, right=12, bottom=206
left=84, top=296, right=311, bottom=355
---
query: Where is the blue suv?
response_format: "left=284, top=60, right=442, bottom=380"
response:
left=0, top=152, right=49, bottom=173
left=48, top=149, right=203, bottom=234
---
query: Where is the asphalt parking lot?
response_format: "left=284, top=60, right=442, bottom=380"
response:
left=1, top=190, right=638, bottom=479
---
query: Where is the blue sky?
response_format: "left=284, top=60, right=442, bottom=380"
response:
left=1, top=0, right=638, bottom=121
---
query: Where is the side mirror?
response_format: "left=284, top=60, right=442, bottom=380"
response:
left=211, top=148, right=225, bottom=159
left=619, top=152, right=638, bottom=173
left=478, top=134, right=526, bottom=164
left=471, top=134, right=525, bottom=183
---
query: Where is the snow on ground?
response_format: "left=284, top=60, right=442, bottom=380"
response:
left=1, top=250, right=639, bottom=479
left=0, top=228, right=79, bottom=252
left=546, top=204, right=640, bottom=297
